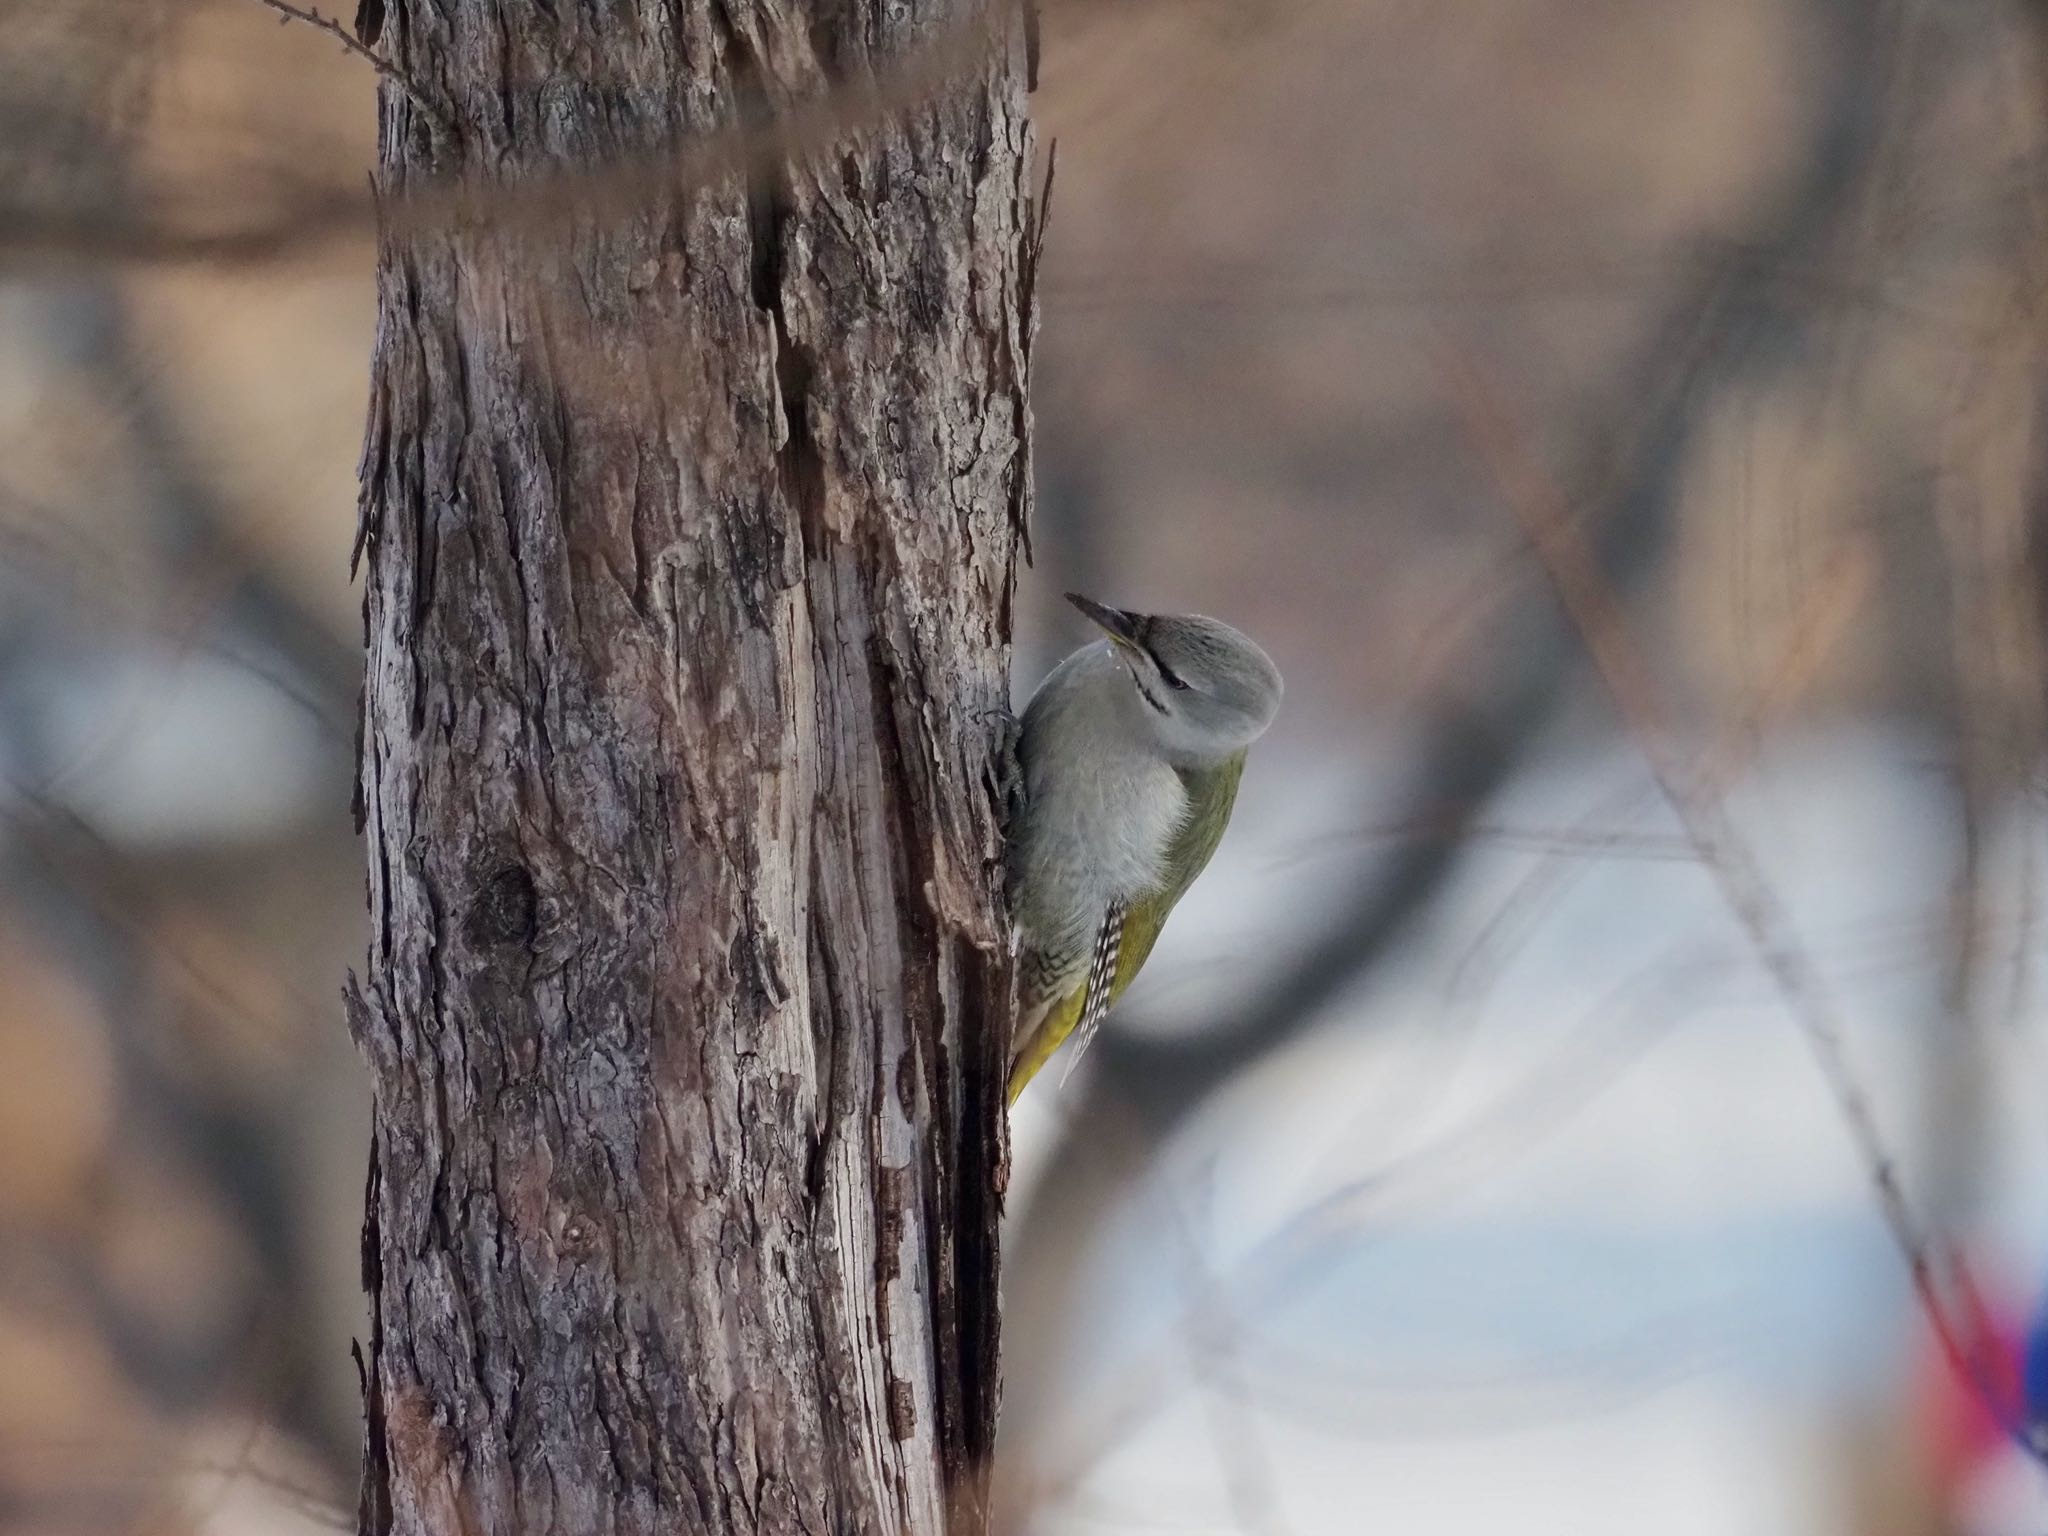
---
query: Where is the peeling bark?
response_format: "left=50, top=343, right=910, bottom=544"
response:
left=347, top=4, right=1032, bottom=1532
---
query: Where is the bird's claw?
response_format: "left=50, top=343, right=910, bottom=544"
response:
left=979, top=706, right=1026, bottom=836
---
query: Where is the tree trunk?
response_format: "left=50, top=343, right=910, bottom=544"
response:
left=345, top=4, right=1033, bottom=1533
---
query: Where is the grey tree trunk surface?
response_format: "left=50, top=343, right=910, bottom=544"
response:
left=345, top=3, right=1034, bottom=1533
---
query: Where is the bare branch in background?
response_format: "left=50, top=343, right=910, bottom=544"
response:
left=0, top=0, right=1023, bottom=273
left=0, top=62, right=364, bottom=1468
left=62, top=291, right=359, bottom=735
left=1169, top=1183, right=1298, bottom=1536
left=1440, top=535, right=1873, bottom=1038
left=1437, top=333, right=2047, bottom=1466
left=1051, top=0, right=1892, bottom=1127
left=1922, top=269, right=2047, bottom=1242
left=1000, top=1, right=1901, bottom=1504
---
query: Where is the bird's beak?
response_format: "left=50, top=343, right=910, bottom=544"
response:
left=1065, top=592, right=1143, bottom=650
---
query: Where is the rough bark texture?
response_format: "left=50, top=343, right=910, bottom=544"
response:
left=346, top=4, right=1032, bottom=1534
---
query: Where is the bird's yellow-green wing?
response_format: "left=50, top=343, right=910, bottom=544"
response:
left=1007, top=752, right=1247, bottom=1102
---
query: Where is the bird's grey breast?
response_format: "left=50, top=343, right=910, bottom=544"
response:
left=1009, top=645, right=1189, bottom=952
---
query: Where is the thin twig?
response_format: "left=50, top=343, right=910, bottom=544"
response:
left=1441, top=534, right=1873, bottom=1009
left=1016, top=137, right=1058, bottom=563
left=1166, top=1181, right=1297, bottom=1536
left=1029, top=139, right=1058, bottom=280
left=251, top=0, right=453, bottom=137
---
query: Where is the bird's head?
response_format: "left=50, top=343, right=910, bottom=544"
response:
left=1067, top=592, right=1283, bottom=762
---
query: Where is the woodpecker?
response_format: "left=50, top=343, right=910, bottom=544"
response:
left=1006, top=593, right=1283, bottom=1102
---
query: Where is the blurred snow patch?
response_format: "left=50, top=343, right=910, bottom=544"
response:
left=3, top=645, right=330, bottom=847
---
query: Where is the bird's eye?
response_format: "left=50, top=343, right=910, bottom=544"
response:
left=1155, top=661, right=1190, bottom=692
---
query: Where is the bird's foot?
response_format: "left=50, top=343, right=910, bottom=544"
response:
left=979, top=706, right=1025, bottom=836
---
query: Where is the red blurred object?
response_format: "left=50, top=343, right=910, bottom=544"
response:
left=1912, top=1278, right=2024, bottom=1499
